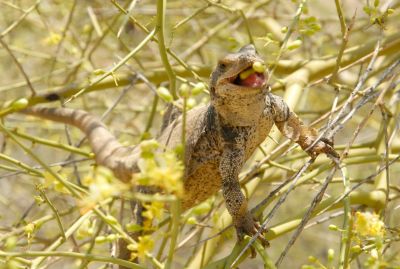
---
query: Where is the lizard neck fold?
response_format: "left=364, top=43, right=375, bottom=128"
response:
left=211, top=87, right=268, bottom=126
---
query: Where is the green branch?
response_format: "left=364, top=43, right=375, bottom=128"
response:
left=0, top=250, right=147, bottom=269
left=9, top=128, right=92, bottom=158
left=64, top=28, right=156, bottom=103
left=156, top=0, right=177, bottom=99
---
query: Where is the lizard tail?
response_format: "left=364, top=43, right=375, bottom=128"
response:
left=22, top=107, right=138, bottom=181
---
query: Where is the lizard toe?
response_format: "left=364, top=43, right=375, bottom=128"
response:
left=235, top=215, right=270, bottom=248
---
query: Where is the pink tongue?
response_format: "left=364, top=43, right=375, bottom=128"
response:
left=239, top=72, right=265, bottom=88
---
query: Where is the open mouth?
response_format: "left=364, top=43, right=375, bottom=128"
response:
left=228, top=65, right=266, bottom=89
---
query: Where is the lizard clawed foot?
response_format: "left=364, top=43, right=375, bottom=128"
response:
left=253, top=221, right=270, bottom=247
left=235, top=214, right=270, bottom=258
left=302, top=136, right=339, bottom=159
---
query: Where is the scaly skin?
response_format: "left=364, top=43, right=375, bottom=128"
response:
left=22, top=44, right=337, bottom=255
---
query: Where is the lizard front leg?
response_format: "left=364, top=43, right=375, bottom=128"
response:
left=220, top=143, right=269, bottom=246
left=269, top=93, right=338, bottom=158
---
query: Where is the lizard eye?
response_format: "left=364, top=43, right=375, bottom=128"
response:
left=218, top=63, right=227, bottom=70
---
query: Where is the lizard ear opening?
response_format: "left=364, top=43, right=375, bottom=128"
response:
left=210, top=86, right=216, bottom=96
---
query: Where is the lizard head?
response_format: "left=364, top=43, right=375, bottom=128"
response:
left=210, top=44, right=268, bottom=97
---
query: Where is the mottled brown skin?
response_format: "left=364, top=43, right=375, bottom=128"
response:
left=22, top=45, right=336, bottom=259
left=165, top=45, right=336, bottom=242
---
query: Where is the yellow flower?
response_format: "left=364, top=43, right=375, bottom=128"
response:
left=78, top=167, right=129, bottom=213
left=128, top=235, right=154, bottom=260
left=135, top=140, right=184, bottom=197
left=354, top=211, right=385, bottom=237
left=76, top=219, right=95, bottom=239
left=143, top=201, right=164, bottom=221
left=43, top=32, right=62, bottom=46
left=24, top=222, right=36, bottom=244
left=42, top=166, right=71, bottom=194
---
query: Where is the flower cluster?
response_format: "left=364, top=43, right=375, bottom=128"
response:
left=135, top=140, right=184, bottom=197
left=354, top=211, right=385, bottom=238
left=79, top=166, right=129, bottom=213
left=127, top=235, right=155, bottom=261
left=363, top=0, right=395, bottom=29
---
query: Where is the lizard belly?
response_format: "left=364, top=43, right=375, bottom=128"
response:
left=181, top=115, right=274, bottom=209
left=182, top=161, right=221, bottom=209
left=243, top=116, right=274, bottom=160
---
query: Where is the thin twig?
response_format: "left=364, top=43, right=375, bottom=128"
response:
left=37, top=186, right=67, bottom=241
left=180, top=0, right=272, bottom=60
left=0, top=158, right=90, bottom=179
left=330, top=59, right=400, bottom=140
left=232, top=158, right=316, bottom=267
left=338, top=164, right=352, bottom=269
left=329, top=1, right=356, bottom=83
left=275, top=157, right=339, bottom=267
left=117, top=0, right=139, bottom=38
left=273, top=62, right=400, bottom=264
left=46, top=0, right=77, bottom=84
left=9, top=128, right=92, bottom=157
left=340, top=74, right=396, bottom=187
left=0, top=0, right=42, bottom=38
left=173, top=4, right=210, bottom=29
left=0, top=37, right=36, bottom=96
left=64, top=28, right=156, bottom=103
left=321, top=154, right=400, bottom=215
left=306, top=39, right=382, bottom=152
left=267, top=0, right=306, bottom=82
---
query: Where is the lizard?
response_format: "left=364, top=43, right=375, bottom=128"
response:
left=20, top=44, right=337, bottom=259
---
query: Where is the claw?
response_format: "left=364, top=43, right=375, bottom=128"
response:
left=253, top=222, right=270, bottom=247
left=250, top=246, right=257, bottom=258
left=320, top=137, right=334, bottom=147
left=320, top=139, right=339, bottom=158
left=305, top=136, right=339, bottom=159
left=236, top=216, right=270, bottom=253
